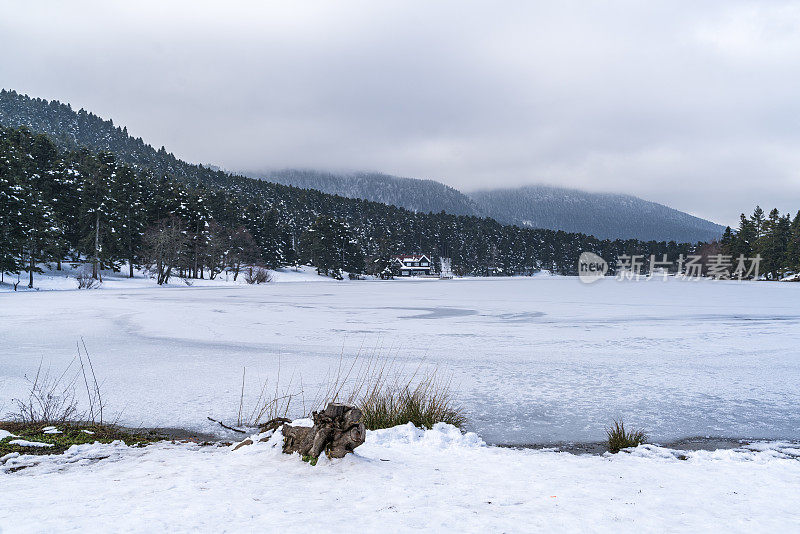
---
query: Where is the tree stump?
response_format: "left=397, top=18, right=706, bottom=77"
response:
left=282, top=403, right=366, bottom=460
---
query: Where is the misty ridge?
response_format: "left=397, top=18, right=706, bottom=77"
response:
left=249, top=169, right=724, bottom=243
left=0, top=88, right=701, bottom=281
left=0, top=87, right=720, bottom=245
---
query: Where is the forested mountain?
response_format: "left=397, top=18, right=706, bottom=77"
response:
left=248, top=169, right=724, bottom=243
left=1, top=89, right=721, bottom=244
left=247, top=169, right=479, bottom=216
left=468, top=185, right=724, bottom=243
left=1, top=89, right=695, bottom=285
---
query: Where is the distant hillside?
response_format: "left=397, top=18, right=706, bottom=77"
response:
left=247, top=169, right=479, bottom=216
left=468, top=185, right=724, bottom=243
left=248, top=168, right=723, bottom=242
left=1, top=88, right=697, bottom=277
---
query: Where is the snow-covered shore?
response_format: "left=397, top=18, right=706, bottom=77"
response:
left=3, top=273, right=800, bottom=444
left=0, top=264, right=343, bottom=292
left=2, top=424, right=799, bottom=533
left=3, top=268, right=800, bottom=531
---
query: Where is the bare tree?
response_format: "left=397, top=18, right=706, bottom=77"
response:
left=204, top=220, right=229, bottom=280
left=142, top=217, right=188, bottom=285
left=229, top=227, right=259, bottom=281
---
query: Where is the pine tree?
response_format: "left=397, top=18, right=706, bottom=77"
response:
left=50, top=158, right=83, bottom=267
left=733, top=213, right=756, bottom=259
left=720, top=226, right=734, bottom=256
left=0, top=127, right=26, bottom=278
left=758, top=209, right=791, bottom=279
left=78, top=151, right=119, bottom=279
left=111, top=165, right=145, bottom=277
left=300, top=216, right=363, bottom=278
left=15, top=130, right=65, bottom=287
left=751, top=206, right=766, bottom=240
left=788, top=211, right=800, bottom=273
left=184, top=189, right=212, bottom=278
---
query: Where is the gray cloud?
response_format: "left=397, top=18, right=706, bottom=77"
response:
left=2, top=1, right=799, bottom=226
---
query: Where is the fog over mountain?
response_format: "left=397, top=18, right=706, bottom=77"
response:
left=468, top=185, right=724, bottom=243
left=3, top=2, right=800, bottom=226
left=246, top=169, right=479, bottom=217
left=1, top=87, right=720, bottom=245
left=251, top=169, right=724, bottom=242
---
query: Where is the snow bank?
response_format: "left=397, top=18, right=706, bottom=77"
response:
left=366, top=421, right=484, bottom=449
left=0, top=263, right=347, bottom=293
left=1, top=425, right=798, bottom=532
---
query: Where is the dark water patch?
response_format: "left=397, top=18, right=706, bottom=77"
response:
left=494, top=436, right=797, bottom=455
left=381, top=307, right=478, bottom=319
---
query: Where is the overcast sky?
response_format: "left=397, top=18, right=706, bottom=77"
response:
left=2, top=1, right=800, bottom=225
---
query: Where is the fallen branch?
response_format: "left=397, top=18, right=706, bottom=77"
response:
left=207, top=416, right=246, bottom=434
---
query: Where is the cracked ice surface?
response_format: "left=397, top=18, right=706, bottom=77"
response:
left=1, top=275, right=799, bottom=444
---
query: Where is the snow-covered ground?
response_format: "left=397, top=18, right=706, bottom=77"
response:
left=2, top=270, right=799, bottom=444
left=0, top=263, right=339, bottom=292
left=2, top=424, right=799, bottom=533
left=3, top=269, right=800, bottom=532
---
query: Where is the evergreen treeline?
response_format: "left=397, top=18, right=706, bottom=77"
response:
left=0, top=124, right=693, bottom=286
left=0, top=89, right=700, bottom=285
left=719, top=206, right=800, bottom=280
left=0, top=126, right=292, bottom=287
left=0, top=90, right=719, bottom=245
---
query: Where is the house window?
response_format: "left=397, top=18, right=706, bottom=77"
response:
left=420, top=262, right=428, bottom=267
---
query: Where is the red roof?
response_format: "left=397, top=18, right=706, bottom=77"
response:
left=391, top=254, right=430, bottom=261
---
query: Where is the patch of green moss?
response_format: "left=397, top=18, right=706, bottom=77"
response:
left=0, top=422, right=163, bottom=456
left=301, top=454, right=318, bottom=466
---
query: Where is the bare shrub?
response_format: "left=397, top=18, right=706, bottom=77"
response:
left=77, top=340, right=105, bottom=425
left=12, top=360, right=79, bottom=424
left=235, top=358, right=301, bottom=428
left=244, top=265, right=272, bottom=284
left=76, top=266, right=99, bottom=289
left=10, top=341, right=105, bottom=425
left=606, top=420, right=647, bottom=453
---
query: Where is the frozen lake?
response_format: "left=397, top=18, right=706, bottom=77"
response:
left=2, top=275, right=799, bottom=444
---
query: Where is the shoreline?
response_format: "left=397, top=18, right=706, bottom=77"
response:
left=144, top=425, right=800, bottom=456
left=496, top=436, right=775, bottom=455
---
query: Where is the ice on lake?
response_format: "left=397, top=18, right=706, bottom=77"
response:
left=2, top=274, right=799, bottom=444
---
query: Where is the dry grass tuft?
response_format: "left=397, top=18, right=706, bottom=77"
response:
left=606, top=420, right=647, bottom=453
left=359, top=376, right=466, bottom=430
left=231, top=344, right=466, bottom=432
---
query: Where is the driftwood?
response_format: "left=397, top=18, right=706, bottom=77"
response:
left=281, top=403, right=366, bottom=459
left=207, top=416, right=246, bottom=434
